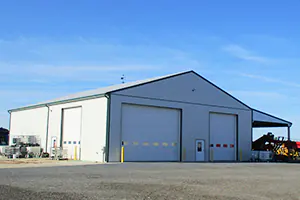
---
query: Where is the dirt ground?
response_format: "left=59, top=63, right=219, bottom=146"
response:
left=0, top=158, right=56, bottom=164
left=0, top=157, right=99, bottom=168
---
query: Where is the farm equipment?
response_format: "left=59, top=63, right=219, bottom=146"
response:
left=252, top=132, right=300, bottom=162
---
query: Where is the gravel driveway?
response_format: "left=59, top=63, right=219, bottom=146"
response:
left=0, top=163, right=299, bottom=200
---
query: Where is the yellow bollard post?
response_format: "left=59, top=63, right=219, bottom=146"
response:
left=121, top=146, right=124, bottom=163
left=210, top=148, right=214, bottom=162
left=74, top=146, right=77, bottom=161
left=183, top=148, right=186, bottom=161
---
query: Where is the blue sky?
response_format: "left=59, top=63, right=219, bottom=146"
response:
left=0, top=0, right=299, bottom=140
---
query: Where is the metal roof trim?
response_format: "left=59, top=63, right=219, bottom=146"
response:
left=252, top=108, right=292, bottom=127
left=190, top=71, right=252, bottom=110
left=8, top=71, right=193, bottom=112
left=8, top=94, right=106, bottom=112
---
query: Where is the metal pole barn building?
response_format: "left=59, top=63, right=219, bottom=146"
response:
left=8, top=71, right=292, bottom=162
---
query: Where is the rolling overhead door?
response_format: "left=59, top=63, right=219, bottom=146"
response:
left=62, top=107, right=82, bottom=160
left=210, top=113, right=237, bottom=161
left=121, top=104, right=181, bottom=162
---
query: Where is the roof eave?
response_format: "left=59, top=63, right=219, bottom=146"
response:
left=252, top=108, right=292, bottom=127
left=8, top=93, right=107, bottom=112
left=8, top=70, right=193, bottom=112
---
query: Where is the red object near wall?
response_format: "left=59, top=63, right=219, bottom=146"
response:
left=296, top=142, right=300, bottom=149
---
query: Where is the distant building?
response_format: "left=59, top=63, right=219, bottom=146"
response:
left=0, top=127, right=9, bottom=145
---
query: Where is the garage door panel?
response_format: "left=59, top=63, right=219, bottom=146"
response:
left=62, top=107, right=82, bottom=160
left=123, top=144, right=178, bottom=161
left=121, top=104, right=180, bottom=162
left=210, top=113, right=237, bottom=161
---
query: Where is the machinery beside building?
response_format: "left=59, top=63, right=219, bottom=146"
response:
left=1, top=135, right=48, bottom=159
left=252, top=132, right=300, bottom=162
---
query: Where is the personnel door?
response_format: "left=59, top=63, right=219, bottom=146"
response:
left=196, top=140, right=205, bottom=161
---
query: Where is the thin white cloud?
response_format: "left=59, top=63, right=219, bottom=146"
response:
left=32, top=65, right=159, bottom=73
left=0, top=63, right=159, bottom=74
left=0, top=36, right=202, bottom=83
left=240, top=73, right=300, bottom=88
left=0, top=89, right=68, bottom=104
left=222, top=44, right=271, bottom=63
left=0, top=62, right=162, bottom=83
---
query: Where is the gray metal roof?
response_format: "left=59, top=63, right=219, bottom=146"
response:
left=7, top=70, right=294, bottom=127
left=252, top=109, right=292, bottom=127
left=9, top=70, right=193, bottom=111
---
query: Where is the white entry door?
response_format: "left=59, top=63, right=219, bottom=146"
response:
left=196, top=140, right=205, bottom=161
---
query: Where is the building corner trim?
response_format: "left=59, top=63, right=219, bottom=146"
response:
left=105, top=93, right=111, bottom=162
left=8, top=110, right=12, bottom=145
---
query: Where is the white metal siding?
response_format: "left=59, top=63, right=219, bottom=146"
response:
left=46, top=97, right=107, bottom=162
left=109, top=94, right=252, bottom=162
left=62, top=107, right=82, bottom=160
left=114, top=73, right=248, bottom=110
left=209, top=113, right=237, bottom=161
left=121, top=104, right=180, bottom=161
left=9, top=107, right=48, bottom=150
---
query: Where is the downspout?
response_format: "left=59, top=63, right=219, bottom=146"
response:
left=104, top=93, right=111, bottom=162
left=45, top=104, right=50, bottom=153
left=7, top=110, right=12, bottom=145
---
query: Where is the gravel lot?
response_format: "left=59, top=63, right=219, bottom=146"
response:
left=0, top=163, right=299, bottom=200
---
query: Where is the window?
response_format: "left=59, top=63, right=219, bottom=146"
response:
left=68, top=141, right=71, bottom=144
left=73, top=141, right=76, bottom=144
left=197, top=142, right=202, bottom=152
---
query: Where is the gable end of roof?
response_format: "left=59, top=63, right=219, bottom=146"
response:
left=190, top=70, right=252, bottom=110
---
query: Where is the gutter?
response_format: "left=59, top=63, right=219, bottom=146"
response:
left=9, top=94, right=106, bottom=112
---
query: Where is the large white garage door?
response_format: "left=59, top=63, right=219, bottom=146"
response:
left=210, top=113, right=237, bottom=161
left=121, top=104, right=180, bottom=162
left=62, top=107, right=82, bottom=160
